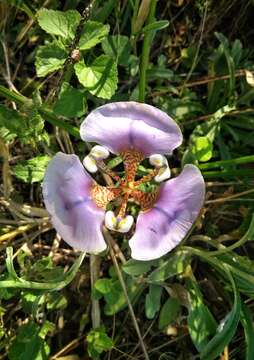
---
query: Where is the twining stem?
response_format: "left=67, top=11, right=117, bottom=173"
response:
left=138, top=0, right=157, bottom=103
left=103, top=228, right=150, bottom=360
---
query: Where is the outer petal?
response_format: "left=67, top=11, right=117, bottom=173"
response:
left=80, top=102, right=182, bottom=156
left=129, top=165, right=205, bottom=260
left=42, top=152, right=106, bottom=253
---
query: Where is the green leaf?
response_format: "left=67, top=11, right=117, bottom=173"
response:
left=74, top=56, right=118, bottom=99
left=241, top=304, right=254, bottom=360
left=37, top=9, right=81, bottom=40
left=141, top=20, right=169, bottom=33
left=46, top=293, right=68, bottom=311
left=8, top=321, right=50, bottom=360
left=123, top=259, right=153, bottom=276
left=102, top=35, right=131, bottom=66
left=13, top=155, right=51, bottom=183
left=94, top=278, right=113, bottom=294
left=145, top=284, right=162, bottom=319
left=200, top=268, right=241, bottom=360
left=78, top=21, right=110, bottom=50
left=159, top=297, right=180, bottom=330
left=187, top=278, right=217, bottom=352
left=148, top=251, right=190, bottom=283
left=87, top=327, right=113, bottom=359
left=193, top=136, right=213, bottom=162
left=35, top=42, right=68, bottom=77
left=53, top=82, right=87, bottom=118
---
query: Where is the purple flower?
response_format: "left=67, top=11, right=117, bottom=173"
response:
left=43, top=102, right=205, bottom=260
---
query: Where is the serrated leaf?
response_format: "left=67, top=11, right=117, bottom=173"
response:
left=78, top=20, right=109, bottom=50
left=13, top=156, right=51, bottom=183
left=37, top=9, right=81, bottom=40
left=35, top=42, right=67, bottom=77
left=145, top=284, right=162, bottom=319
left=74, top=56, right=118, bottom=99
left=102, top=35, right=131, bottom=66
left=53, top=82, right=87, bottom=117
left=159, top=297, right=180, bottom=330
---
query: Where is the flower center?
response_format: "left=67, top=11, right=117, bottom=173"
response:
left=85, top=147, right=170, bottom=233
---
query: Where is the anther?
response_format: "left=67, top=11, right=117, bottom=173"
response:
left=149, top=154, right=171, bottom=182
left=83, top=145, right=110, bottom=173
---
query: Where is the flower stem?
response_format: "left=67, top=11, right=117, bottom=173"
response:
left=104, top=229, right=150, bottom=360
left=138, top=0, right=157, bottom=103
left=90, top=254, right=101, bottom=328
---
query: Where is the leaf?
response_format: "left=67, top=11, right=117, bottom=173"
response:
left=37, top=9, right=81, bottom=40
left=141, top=20, right=169, bottom=33
left=87, top=327, right=113, bottom=358
left=241, top=304, right=254, bottom=360
left=192, top=136, right=213, bottom=162
left=148, top=251, right=190, bottom=283
left=159, top=297, right=181, bottom=330
left=123, top=259, right=153, bottom=276
left=102, top=35, right=131, bottom=66
left=145, top=284, right=162, bottom=319
left=53, top=82, right=87, bottom=117
left=74, top=56, right=118, bottom=99
left=94, top=278, right=113, bottom=294
left=13, top=156, right=51, bottom=183
left=187, top=278, right=217, bottom=352
left=78, top=20, right=109, bottom=50
left=200, top=268, right=241, bottom=360
left=35, top=42, right=68, bottom=77
left=8, top=321, right=50, bottom=360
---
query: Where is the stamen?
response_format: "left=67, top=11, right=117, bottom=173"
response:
left=105, top=211, right=134, bottom=233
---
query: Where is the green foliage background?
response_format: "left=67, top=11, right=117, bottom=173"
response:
left=0, top=0, right=254, bottom=359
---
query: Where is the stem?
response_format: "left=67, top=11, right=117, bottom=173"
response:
left=0, top=85, right=80, bottom=138
left=199, top=155, right=254, bottom=170
left=138, top=0, right=156, bottom=103
left=104, top=229, right=150, bottom=360
left=90, top=254, right=101, bottom=328
left=202, top=169, right=254, bottom=179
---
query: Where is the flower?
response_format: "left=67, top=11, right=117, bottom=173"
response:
left=43, top=101, right=205, bottom=260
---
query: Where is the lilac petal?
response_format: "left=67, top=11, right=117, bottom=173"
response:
left=80, top=102, right=182, bottom=156
left=43, top=152, right=107, bottom=253
left=129, top=165, right=205, bottom=260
